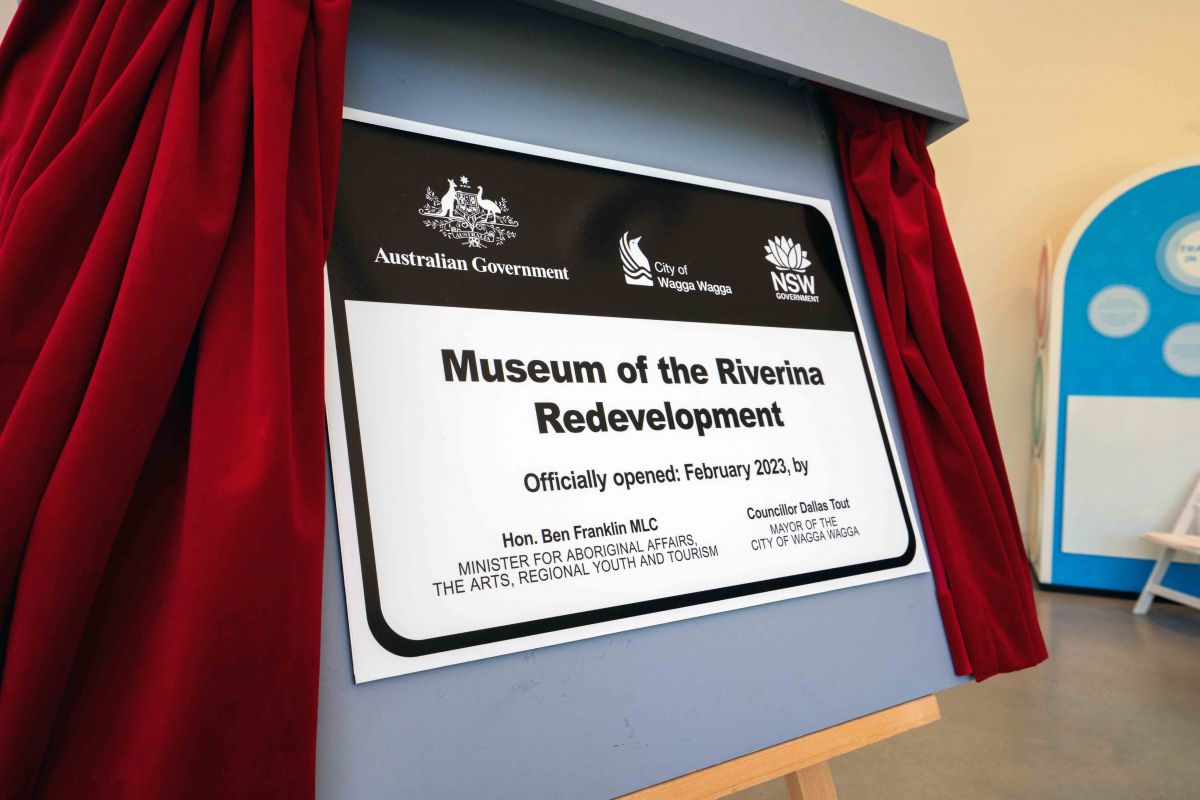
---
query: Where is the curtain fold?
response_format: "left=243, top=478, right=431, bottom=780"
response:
left=827, top=90, right=1048, bottom=681
left=0, top=1, right=349, bottom=796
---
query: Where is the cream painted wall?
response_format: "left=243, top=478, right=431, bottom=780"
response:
left=0, top=1, right=15, bottom=40
left=853, top=0, right=1200, bottom=531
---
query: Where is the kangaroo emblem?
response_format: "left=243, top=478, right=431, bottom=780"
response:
left=433, top=179, right=457, bottom=218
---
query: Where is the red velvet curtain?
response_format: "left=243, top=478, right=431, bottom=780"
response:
left=0, top=1, right=349, bottom=796
left=828, top=90, right=1048, bottom=681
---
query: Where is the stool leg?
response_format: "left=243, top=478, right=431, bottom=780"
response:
left=1134, top=548, right=1174, bottom=615
left=785, top=762, right=837, bottom=800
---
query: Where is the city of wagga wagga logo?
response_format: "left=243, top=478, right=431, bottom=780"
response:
left=618, top=232, right=732, bottom=296
left=765, top=235, right=819, bottom=303
left=419, top=175, right=517, bottom=248
left=619, top=232, right=654, bottom=286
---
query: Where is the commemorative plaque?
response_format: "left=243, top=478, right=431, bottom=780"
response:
left=326, top=110, right=927, bottom=681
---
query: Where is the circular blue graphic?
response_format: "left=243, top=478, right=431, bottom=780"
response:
left=1163, top=323, right=1200, bottom=376
left=1087, top=284, right=1149, bottom=338
left=1157, top=213, right=1200, bottom=295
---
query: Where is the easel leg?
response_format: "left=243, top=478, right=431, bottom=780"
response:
left=784, top=762, right=837, bottom=800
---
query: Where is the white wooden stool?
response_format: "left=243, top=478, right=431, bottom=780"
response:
left=1133, top=476, right=1200, bottom=615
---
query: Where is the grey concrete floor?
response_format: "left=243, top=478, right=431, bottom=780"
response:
left=729, top=588, right=1200, bottom=800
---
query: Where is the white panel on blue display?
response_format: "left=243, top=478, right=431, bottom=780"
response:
left=1036, top=159, right=1200, bottom=593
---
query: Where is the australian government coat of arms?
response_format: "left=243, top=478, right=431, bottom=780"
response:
left=418, top=176, right=519, bottom=248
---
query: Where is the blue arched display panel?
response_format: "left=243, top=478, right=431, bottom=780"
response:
left=1036, top=160, right=1200, bottom=592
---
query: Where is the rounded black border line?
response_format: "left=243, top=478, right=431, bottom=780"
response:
left=327, top=126, right=919, bottom=660
left=331, top=304, right=917, bottom=658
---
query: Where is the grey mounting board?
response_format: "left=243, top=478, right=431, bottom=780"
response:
left=317, top=2, right=967, bottom=798
left=526, top=0, right=969, bottom=140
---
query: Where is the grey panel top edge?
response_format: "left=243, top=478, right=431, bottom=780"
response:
left=524, top=0, right=969, bottom=139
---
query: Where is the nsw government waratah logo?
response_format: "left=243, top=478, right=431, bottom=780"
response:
left=619, top=231, right=654, bottom=286
left=419, top=175, right=518, bottom=248
left=765, top=235, right=818, bottom=302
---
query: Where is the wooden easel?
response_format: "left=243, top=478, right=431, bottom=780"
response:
left=620, top=695, right=939, bottom=800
